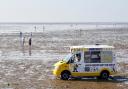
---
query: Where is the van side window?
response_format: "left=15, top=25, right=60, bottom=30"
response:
left=100, top=51, right=112, bottom=63
left=84, top=52, right=90, bottom=63
left=90, top=51, right=101, bottom=63
left=84, top=51, right=101, bottom=63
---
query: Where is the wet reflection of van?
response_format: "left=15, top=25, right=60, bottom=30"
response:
left=53, top=45, right=117, bottom=80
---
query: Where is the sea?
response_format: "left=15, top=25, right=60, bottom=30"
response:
left=0, top=22, right=128, bottom=33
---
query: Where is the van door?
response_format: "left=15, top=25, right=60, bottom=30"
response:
left=69, top=52, right=85, bottom=74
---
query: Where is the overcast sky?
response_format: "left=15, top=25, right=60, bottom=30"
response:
left=0, top=0, right=128, bottom=22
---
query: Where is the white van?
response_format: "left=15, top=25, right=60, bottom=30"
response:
left=53, top=45, right=117, bottom=80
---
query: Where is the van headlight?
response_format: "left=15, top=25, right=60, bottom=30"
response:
left=55, top=66, right=60, bottom=70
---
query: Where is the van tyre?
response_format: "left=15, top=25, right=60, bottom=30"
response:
left=100, top=71, right=109, bottom=80
left=61, top=71, right=70, bottom=80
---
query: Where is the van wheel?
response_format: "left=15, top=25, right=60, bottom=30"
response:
left=100, top=71, right=109, bottom=80
left=61, top=71, right=70, bottom=80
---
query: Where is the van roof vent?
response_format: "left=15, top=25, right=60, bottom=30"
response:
left=95, top=44, right=100, bottom=45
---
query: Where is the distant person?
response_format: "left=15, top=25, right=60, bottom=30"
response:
left=29, top=37, right=32, bottom=46
left=20, top=32, right=24, bottom=51
left=20, top=32, right=22, bottom=38
left=34, top=26, right=37, bottom=32
left=43, top=25, right=45, bottom=32
left=22, top=37, right=25, bottom=55
left=23, top=37, right=25, bottom=46
left=20, top=32, right=23, bottom=45
left=28, top=37, right=32, bottom=56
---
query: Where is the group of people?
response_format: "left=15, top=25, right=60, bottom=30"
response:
left=20, top=32, right=32, bottom=56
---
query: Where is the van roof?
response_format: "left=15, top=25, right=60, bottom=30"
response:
left=70, top=45, right=114, bottom=49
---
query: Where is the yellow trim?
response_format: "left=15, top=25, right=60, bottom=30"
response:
left=72, top=72, right=100, bottom=77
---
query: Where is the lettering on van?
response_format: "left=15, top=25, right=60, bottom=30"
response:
left=84, top=64, right=115, bottom=72
left=85, top=66, right=99, bottom=72
left=85, top=64, right=115, bottom=66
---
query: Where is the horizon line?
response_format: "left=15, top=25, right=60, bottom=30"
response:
left=0, top=22, right=128, bottom=25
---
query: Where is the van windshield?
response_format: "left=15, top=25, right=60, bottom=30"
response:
left=63, top=53, right=73, bottom=62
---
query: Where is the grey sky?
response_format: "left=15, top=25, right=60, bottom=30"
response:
left=0, top=0, right=128, bottom=22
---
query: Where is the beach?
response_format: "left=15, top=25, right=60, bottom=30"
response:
left=0, top=26, right=128, bottom=89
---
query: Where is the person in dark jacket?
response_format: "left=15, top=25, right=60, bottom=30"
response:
left=29, top=38, right=31, bottom=46
left=28, top=37, right=32, bottom=56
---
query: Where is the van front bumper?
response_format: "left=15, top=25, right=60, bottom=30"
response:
left=53, top=69, right=61, bottom=77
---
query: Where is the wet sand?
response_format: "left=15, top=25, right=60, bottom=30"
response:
left=0, top=28, right=128, bottom=89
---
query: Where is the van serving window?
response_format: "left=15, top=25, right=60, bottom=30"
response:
left=84, top=51, right=101, bottom=63
left=84, top=52, right=90, bottom=63
left=100, top=51, right=113, bottom=63
left=84, top=51, right=113, bottom=63
left=90, top=51, right=101, bottom=63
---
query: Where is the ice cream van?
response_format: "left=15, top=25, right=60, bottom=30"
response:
left=53, top=45, right=117, bottom=80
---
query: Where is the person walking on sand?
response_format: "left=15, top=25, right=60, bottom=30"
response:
left=20, top=32, right=22, bottom=38
left=20, top=32, right=24, bottom=51
left=29, top=37, right=32, bottom=46
left=28, top=32, right=32, bottom=56
left=28, top=37, right=32, bottom=56
left=22, top=37, right=25, bottom=54
left=29, top=32, right=32, bottom=46
left=43, top=25, right=45, bottom=32
left=34, top=26, right=37, bottom=32
left=20, top=32, right=26, bottom=55
left=20, top=32, right=23, bottom=46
